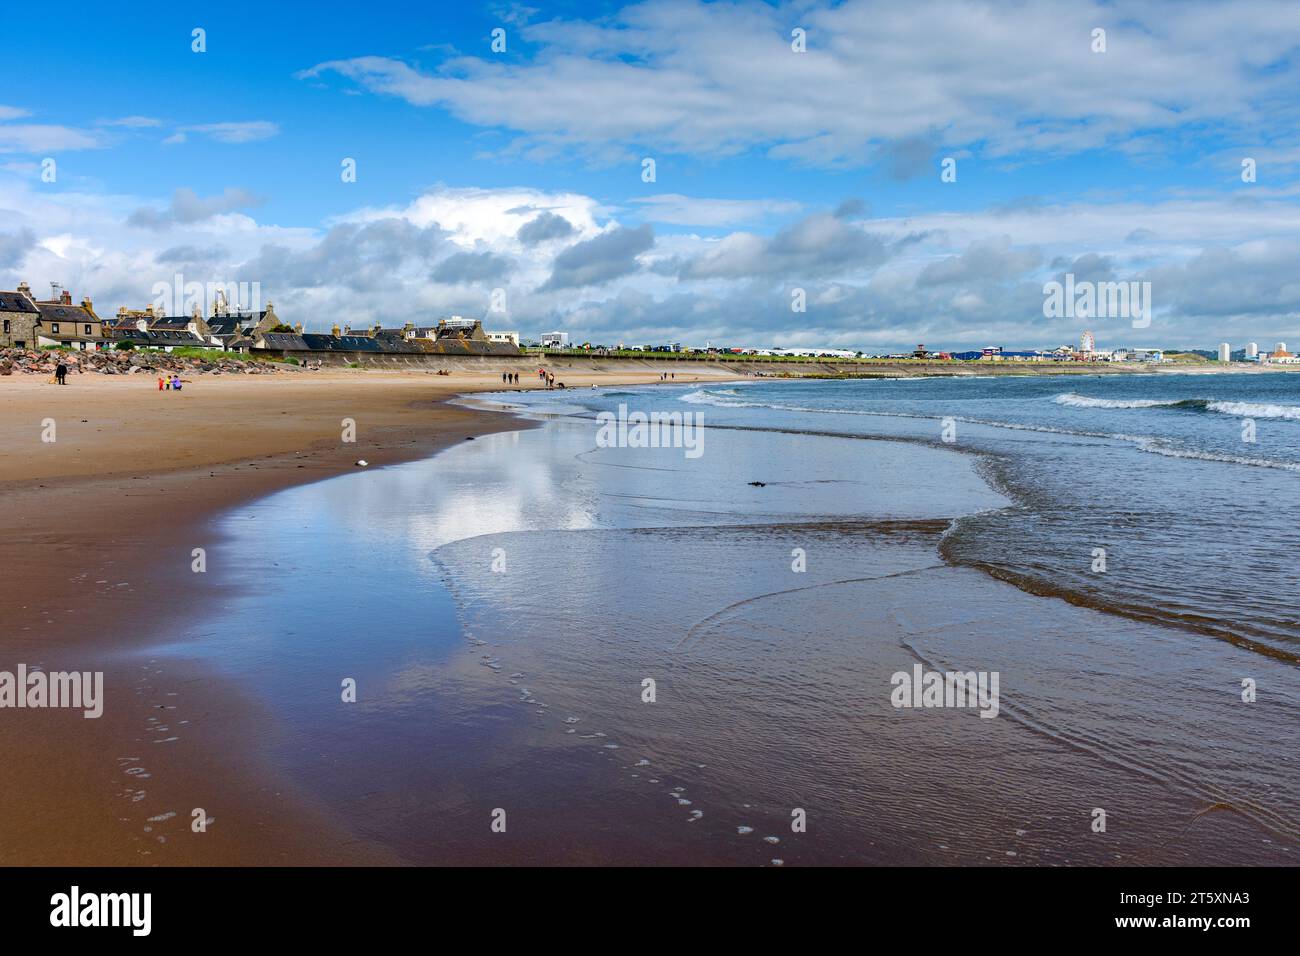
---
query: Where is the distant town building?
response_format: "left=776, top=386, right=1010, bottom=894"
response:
left=1129, top=348, right=1165, bottom=362
left=486, top=330, right=520, bottom=346
left=1264, top=342, right=1299, bottom=364
left=541, top=331, right=571, bottom=348
left=1218, top=342, right=1231, bottom=362
left=1247, top=342, right=1259, bottom=359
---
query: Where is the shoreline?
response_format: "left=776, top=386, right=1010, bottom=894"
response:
left=0, top=366, right=743, bottom=865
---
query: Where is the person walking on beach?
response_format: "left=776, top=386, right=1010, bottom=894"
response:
left=54, top=360, right=67, bottom=385
left=158, top=375, right=165, bottom=391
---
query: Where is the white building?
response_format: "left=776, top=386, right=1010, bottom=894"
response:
left=1264, top=342, right=1300, bottom=364
left=1247, top=342, right=1259, bottom=359
left=540, top=331, right=570, bottom=348
left=1218, top=342, right=1231, bottom=362
left=486, top=330, right=519, bottom=346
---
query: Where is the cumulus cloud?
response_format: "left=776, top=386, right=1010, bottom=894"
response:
left=516, top=211, right=576, bottom=245
left=240, top=218, right=447, bottom=292
left=0, top=227, right=35, bottom=268
left=8, top=168, right=1300, bottom=352
left=155, top=244, right=229, bottom=265
left=667, top=212, right=891, bottom=280
left=629, top=194, right=802, bottom=227
left=431, top=250, right=512, bottom=283
left=541, top=224, right=654, bottom=290
left=918, top=236, right=1043, bottom=286
left=129, top=188, right=264, bottom=230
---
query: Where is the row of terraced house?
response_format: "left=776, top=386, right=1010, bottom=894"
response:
left=0, top=281, right=284, bottom=352
left=0, top=282, right=519, bottom=358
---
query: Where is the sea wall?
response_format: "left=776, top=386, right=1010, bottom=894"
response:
left=252, top=347, right=1171, bottom=377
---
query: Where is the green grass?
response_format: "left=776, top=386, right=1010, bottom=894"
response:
left=167, top=346, right=292, bottom=364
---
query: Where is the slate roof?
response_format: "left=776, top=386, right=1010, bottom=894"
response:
left=253, top=331, right=520, bottom=356
left=148, top=316, right=195, bottom=331
left=111, top=329, right=206, bottom=347
left=207, top=312, right=264, bottom=336
left=36, top=302, right=96, bottom=324
left=0, top=292, right=38, bottom=313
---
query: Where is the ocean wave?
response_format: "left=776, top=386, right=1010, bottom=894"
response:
left=1054, top=392, right=1300, bottom=420
left=1053, top=392, right=1189, bottom=409
left=678, top=389, right=762, bottom=408
left=1206, top=400, right=1300, bottom=420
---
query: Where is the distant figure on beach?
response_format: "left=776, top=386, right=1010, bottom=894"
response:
left=158, top=376, right=165, bottom=391
left=55, top=361, right=67, bottom=385
left=171, top=374, right=182, bottom=391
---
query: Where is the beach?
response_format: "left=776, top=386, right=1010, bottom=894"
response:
left=0, top=365, right=740, bottom=864
left=2, top=365, right=1297, bottom=867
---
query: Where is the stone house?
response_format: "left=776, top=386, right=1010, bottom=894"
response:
left=27, top=285, right=106, bottom=350
left=0, top=285, right=40, bottom=347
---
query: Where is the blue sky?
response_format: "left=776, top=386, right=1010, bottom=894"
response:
left=3, top=0, right=1300, bottom=350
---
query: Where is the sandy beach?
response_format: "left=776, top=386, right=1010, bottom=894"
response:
left=0, top=365, right=741, bottom=865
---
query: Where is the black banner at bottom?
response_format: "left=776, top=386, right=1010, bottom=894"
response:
left=0, top=865, right=1286, bottom=941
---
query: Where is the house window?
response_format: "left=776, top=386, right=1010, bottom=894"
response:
left=84, top=324, right=91, bottom=335
left=51, top=323, right=60, bottom=334
left=2, top=320, right=8, bottom=333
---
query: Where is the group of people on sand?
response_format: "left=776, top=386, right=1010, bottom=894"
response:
left=536, top=368, right=564, bottom=389
left=658, top=372, right=676, bottom=381
left=501, top=371, right=519, bottom=384
left=157, top=374, right=185, bottom=391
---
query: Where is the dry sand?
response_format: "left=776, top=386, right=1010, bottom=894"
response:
left=0, top=365, right=740, bottom=865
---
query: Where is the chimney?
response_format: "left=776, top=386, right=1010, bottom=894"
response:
left=331, top=323, right=341, bottom=337
left=294, top=322, right=303, bottom=334
left=343, top=324, right=351, bottom=335
left=17, top=281, right=30, bottom=295
left=61, top=290, right=72, bottom=306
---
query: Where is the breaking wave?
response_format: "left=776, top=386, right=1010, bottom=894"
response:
left=1053, top=392, right=1189, bottom=409
left=1206, top=400, right=1300, bottom=420
left=1054, top=393, right=1300, bottom=420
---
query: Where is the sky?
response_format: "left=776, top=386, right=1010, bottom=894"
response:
left=2, top=0, right=1300, bottom=351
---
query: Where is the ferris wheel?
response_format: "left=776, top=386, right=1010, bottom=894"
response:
left=1080, top=329, right=1095, bottom=353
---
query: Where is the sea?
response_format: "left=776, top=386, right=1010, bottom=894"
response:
left=152, top=370, right=1300, bottom=865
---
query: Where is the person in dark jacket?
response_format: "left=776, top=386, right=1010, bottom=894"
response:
left=55, top=360, right=68, bottom=385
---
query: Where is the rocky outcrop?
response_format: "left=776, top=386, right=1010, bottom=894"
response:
left=0, top=348, right=301, bottom=376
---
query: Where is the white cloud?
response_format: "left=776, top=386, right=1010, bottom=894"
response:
left=5, top=172, right=1300, bottom=350
left=629, top=194, right=802, bottom=227
left=0, top=124, right=104, bottom=153
left=173, top=121, right=281, bottom=144
left=298, top=0, right=1300, bottom=168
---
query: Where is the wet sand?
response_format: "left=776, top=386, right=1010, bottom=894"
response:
left=0, top=366, right=741, bottom=865
left=127, top=406, right=1299, bottom=866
